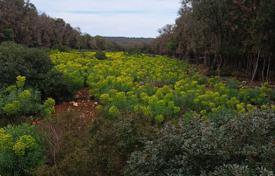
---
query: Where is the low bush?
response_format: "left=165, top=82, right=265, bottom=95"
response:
left=38, top=69, right=74, bottom=102
left=0, top=123, right=45, bottom=176
left=0, top=76, right=55, bottom=124
left=125, top=110, right=275, bottom=175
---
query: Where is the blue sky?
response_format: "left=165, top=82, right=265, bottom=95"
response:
left=30, top=0, right=181, bottom=37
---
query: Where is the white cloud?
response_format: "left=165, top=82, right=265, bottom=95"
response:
left=30, top=0, right=181, bottom=37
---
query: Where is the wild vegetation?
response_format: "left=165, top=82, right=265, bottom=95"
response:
left=50, top=51, right=275, bottom=122
left=0, top=0, right=274, bottom=175
left=0, top=46, right=274, bottom=175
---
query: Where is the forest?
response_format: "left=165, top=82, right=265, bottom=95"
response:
left=0, top=0, right=120, bottom=50
left=0, top=0, right=274, bottom=176
left=152, top=0, right=275, bottom=82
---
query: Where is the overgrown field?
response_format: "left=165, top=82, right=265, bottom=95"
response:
left=51, top=51, right=275, bottom=122
left=0, top=43, right=274, bottom=175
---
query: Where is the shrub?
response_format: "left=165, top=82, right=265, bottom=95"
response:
left=0, top=42, right=52, bottom=88
left=0, top=124, right=44, bottom=176
left=0, top=42, right=73, bottom=100
left=95, top=50, right=107, bottom=60
left=0, top=76, right=55, bottom=123
left=125, top=110, right=275, bottom=175
left=38, top=69, right=74, bottom=102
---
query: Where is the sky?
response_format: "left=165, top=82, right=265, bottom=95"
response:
left=30, top=0, right=181, bottom=38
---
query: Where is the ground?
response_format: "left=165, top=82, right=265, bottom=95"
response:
left=54, top=89, right=97, bottom=124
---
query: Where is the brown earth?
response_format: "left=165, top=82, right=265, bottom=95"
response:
left=54, top=88, right=97, bottom=124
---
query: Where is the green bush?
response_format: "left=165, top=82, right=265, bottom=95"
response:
left=0, top=42, right=73, bottom=100
left=0, top=123, right=45, bottom=176
left=38, top=69, right=74, bottom=102
left=125, top=110, right=275, bottom=175
left=95, top=50, right=107, bottom=60
left=0, top=42, right=52, bottom=88
left=0, top=76, right=55, bottom=123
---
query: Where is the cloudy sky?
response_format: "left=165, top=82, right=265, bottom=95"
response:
left=30, top=0, right=181, bottom=37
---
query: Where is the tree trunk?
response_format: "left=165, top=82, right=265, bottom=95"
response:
left=262, top=57, right=266, bottom=81
left=251, top=50, right=261, bottom=82
left=203, top=51, right=207, bottom=66
left=217, top=54, right=223, bottom=76
left=266, top=56, right=271, bottom=82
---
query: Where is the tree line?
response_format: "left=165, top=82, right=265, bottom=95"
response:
left=152, top=0, right=275, bottom=81
left=0, top=0, right=120, bottom=50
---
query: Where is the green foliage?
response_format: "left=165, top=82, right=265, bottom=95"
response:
left=41, top=98, right=56, bottom=117
left=125, top=110, right=275, bottom=175
left=0, top=42, right=73, bottom=100
left=50, top=51, right=100, bottom=91
left=86, top=52, right=274, bottom=121
left=0, top=76, right=55, bottom=121
left=51, top=51, right=274, bottom=122
left=0, top=42, right=52, bottom=87
left=0, top=124, right=44, bottom=176
left=39, top=68, right=74, bottom=102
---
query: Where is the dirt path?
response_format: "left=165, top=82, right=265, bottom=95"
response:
left=54, top=89, right=97, bottom=124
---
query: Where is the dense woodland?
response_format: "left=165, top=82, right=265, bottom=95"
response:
left=152, top=0, right=275, bottom=81
left=0, top=0, right=120, bottom=50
